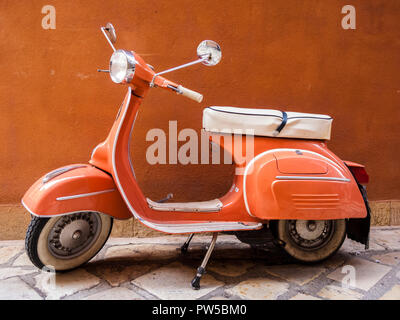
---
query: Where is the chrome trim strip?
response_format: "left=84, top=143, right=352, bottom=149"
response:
left=42, top=165, right=87, bottom=184
left=147, top=198, right=223, bottom=212
left=21, top=199, right=131, bottom=220
left=56, top=189, right=115, bottom=201
left=276, top=176, right=350, bottom=182
left=111, top=88, right=262, bottom=233
left=21, top=199, right=37, bottom=216
left=128, top=111, right=138, bottom=179
left=90, top=144, right=101, bottom=160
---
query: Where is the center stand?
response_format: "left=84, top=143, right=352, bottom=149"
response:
left=191, top=232, right=218, bottom=290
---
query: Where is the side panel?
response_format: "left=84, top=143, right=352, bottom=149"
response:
left=244, top=149, right=367, bottom=220
left=21, top=164, right=132, bottom=220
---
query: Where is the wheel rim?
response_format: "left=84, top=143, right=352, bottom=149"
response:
left=47, top=212, right=102, bottom=259
left=287, top=220, right=334, bottom=250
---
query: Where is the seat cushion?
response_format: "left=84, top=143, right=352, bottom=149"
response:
left=202, top=106, right=333, bottom=140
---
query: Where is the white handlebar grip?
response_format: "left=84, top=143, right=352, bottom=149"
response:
left=177, top=85, right=203, bottom=103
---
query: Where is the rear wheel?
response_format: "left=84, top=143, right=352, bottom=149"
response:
left=25, top=212, right=113, bottom=271
left=275, top=219, right=346, bottom=263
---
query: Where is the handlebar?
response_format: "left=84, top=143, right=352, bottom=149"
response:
left=176, top=85, right=203, bottom=103
left=152, top=75, right=203, bottom=103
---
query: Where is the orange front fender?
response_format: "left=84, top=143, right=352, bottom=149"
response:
left=21, top=164, right=132, bottom=220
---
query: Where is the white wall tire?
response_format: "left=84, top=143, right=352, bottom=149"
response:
left=275, top=219, right=346, bottom=263
left=25, top=212, right=113, bottom=271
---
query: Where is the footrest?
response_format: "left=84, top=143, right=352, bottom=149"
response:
left=146, top=198, right=223, bottom=212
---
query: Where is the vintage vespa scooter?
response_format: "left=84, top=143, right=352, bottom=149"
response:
left=22, top=23, right=371, bottom=289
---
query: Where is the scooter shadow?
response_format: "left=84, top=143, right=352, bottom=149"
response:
left=82, top=243, right=347, bottom=289
left=86, top=241, right=295, bottom=272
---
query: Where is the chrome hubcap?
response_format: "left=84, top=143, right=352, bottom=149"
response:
left=288, top=220, right=333, bottom=249
left=47, top=212, right=101, bottom=259
left=72, top=230, right=82, bottom=240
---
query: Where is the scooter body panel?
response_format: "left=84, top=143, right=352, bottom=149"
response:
left=87, top=88, right=367, bottom=232
left=88, top=88, right=263, bottom=233
left=243, top=149, right=366, bottom=220
left=21, top=164, right=132, bottom=219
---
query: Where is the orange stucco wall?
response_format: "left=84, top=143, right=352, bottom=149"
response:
left=1, top=0, right=399, bottom=205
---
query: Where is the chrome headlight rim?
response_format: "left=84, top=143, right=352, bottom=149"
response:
left=109, top=49, right=137, bottom=84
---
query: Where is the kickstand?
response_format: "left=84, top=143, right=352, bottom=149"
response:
left=191, top=232, right=218, bottom=290
left=181, top=233, right=194, bottom=254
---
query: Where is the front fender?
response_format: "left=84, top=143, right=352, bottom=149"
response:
left=22, top=164, right=132, bottom=219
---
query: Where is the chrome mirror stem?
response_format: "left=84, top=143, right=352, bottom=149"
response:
left=150, top=56, right=208, bottom=87
left=100, top=27, right=116, bottom=52
left=155, top=57, right=207, bottom=77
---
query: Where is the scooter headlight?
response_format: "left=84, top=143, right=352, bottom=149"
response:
left=109, top=50, right=137, bottom=84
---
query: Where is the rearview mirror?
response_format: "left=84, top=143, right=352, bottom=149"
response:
left=197, top=40, right=222, bottom=66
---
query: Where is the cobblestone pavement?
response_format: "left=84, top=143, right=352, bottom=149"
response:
left=0, top=226, right=399, bottom=300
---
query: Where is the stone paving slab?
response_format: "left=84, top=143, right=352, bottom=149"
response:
left=370, top=228, right=400, bottom=250
left=317, top=284, right=364, bottom=300
left=290, top=293, right=321, bottom=300
left=0, top=246, right=24, bottom=264
left=132, top=262, right=224, bottom=300
left=0, top=226, right=399, bottom=300
left=34, top=269, right=101, bottom=300
left=207, top=260, right=255, bottom=277
left=264, top=264, right=326, bottom=286
left=327, top=257, right=392, bottom=291
left=105, top=244, right=181, bottom=261
left=379, top=284, right=400, bottom=300
left=0, top=277, right=42, bottom=300
left=372, top=251, right=400, bottom=266
left=84, top=287, right=144, bottom=300
left=12, top=253, right=32, bottom=267
left=86, top=261, right=159, bottom=287
left=0, top=267, right=36, bottom=280
left=226, top=277, right=289, bottom=300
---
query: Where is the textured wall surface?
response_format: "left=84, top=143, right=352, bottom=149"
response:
left=1, top=0, right=399, bottom=210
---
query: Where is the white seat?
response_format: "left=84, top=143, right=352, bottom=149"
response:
left=203, top=106, right=333, bottom=140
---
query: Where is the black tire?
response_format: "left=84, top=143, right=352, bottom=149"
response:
left=25, top=212, right=113, bottom=271
left=274, top=219, right=346, bottom=263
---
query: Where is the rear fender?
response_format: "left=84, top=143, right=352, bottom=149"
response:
left=344, top=161, right=371, bottom=248
left=22, top=164, right=132, bottom=219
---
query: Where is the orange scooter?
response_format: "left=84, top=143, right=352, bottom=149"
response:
left=22, top=23, right=370, bottom=289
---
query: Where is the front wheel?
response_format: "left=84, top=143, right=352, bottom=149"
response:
left=274, top=219, right=346, bottom=263
left=25, top=212, right=113, bottom=271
